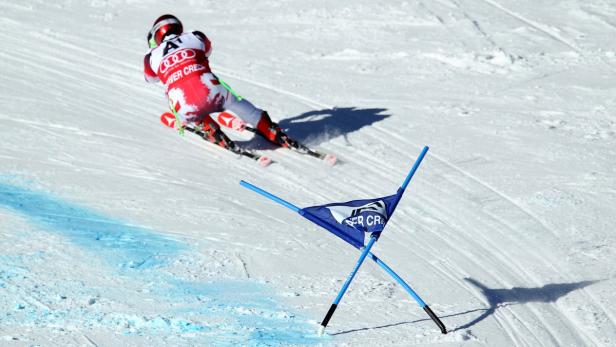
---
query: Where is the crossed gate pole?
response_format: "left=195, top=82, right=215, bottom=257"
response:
left=240, top=146, right=447, bottom=335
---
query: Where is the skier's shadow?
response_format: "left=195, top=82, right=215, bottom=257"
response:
left=280, top=106, right=390, bottom=145
left=332, top=277, right=599, bottom=335
left=237, top=107, right=390, bottom=149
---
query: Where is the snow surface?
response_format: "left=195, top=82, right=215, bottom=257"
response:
left=1, top=0, right=615, bottom=346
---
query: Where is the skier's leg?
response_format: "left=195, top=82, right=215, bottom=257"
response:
left=254, top=111, right=298, bottom=148
left=222, top=90, right=296, bottom=148
left=222, top=92, right=264, bottom=126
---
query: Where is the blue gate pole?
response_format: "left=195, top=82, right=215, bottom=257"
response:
left=368, top=253, right=426, bottom=307
left=240, top=180, right=301, bottom=213
left=368, top=253, right=447, bottom=334
left=401, top=146, right=429, bottom=191
left=318, top=235, right=377, bottom=336
left=240, top=146, right=429, bottom=215
left=240, top=154, right=447, bottom=335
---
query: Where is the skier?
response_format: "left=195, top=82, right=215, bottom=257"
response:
left=144, top=14, right=297, bottom=150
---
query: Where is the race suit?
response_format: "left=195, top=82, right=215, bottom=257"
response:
left=144, top=31, right=263, bottom=126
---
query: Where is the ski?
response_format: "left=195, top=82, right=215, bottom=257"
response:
left=279, top=137, right=337, bottom=165
left=215, top=111, right=338, bottom=166
left=184, top=126, right=273, bottom=166
left=160, top=112, right=272, bottom=167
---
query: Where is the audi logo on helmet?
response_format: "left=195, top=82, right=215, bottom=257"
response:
left=159, top=49, right=196, bottom=74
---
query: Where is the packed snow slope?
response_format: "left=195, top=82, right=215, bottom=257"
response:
left=1, top=0, right=615, bottom=346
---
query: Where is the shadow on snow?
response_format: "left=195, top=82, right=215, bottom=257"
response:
left=332, top=277, right=598, bottom=336
left=455, top=277, right=599, bottom=331
left=237, top=106, right=390, bottom=149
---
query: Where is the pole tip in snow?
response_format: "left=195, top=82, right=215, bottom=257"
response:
left=423, top=305, right=447, bottom=334
left=317, top=325, right=325, bottom=337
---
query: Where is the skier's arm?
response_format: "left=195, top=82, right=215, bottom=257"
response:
left=143, top=53, right=159, bottom=83
left=193, top=31, right=212, bottom=57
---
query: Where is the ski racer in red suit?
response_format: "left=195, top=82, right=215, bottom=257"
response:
left=144, top=14, right=296, bottom=148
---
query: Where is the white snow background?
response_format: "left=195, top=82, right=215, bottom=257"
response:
left=0, top=0, right=615, bottom=346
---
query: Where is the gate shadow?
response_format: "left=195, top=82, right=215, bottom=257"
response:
left=455, top=277, right=599, bottom=331
left=332, top=277, right=599, bottom=335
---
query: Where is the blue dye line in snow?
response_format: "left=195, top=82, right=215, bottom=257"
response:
left=0, top=182, right=182, bottom=269
left=0, top=181, right=325, bottom=346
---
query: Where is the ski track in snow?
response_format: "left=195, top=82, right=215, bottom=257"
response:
left=477, top=0, right=583, bottom=54
left=0, top=181, right=323, bottom=346
left=240, top=74, right=612, bottom=345
left=344, top=128, right=593, bottom=346
left=1, top=0, right=615, bottom=346
left=433, top=2, right=616, bottom=343
left=209, top=3, right=615, bottom=340
left=476, top=0, right=616, bottom=74
left=232, top=15, right=613, bottom=346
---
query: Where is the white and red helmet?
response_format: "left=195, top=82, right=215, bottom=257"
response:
left=147, top=14, right=183, bottom=48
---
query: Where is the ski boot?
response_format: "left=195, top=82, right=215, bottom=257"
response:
left=198, top=115, right=238, bottom=152
left=255, top=112, right=298, bottom=149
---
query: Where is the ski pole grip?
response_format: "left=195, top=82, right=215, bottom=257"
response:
left=423, top=305, right=447, bottom=334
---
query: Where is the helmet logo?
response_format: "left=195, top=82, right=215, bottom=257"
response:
left=159, top=49, right=196, bottom=74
